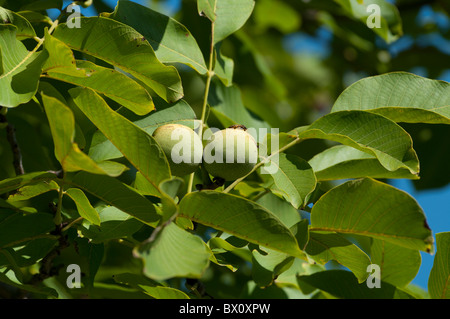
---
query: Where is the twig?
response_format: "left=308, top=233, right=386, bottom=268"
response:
left=187, top=11, right=216, bottom=194
left=0, top=108, right=24, bottom=175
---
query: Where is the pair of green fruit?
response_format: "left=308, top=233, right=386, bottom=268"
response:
left=152, top=124, right=258, bottom=181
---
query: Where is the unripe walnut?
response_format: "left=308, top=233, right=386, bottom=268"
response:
left=152, top=124, right=203, bottom=177
left=203, top=127, right=258, bottom=181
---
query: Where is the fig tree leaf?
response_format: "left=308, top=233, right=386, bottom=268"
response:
left=310, top=178, right=434, bottom=252
left=332, top=72, right=450, bottom=124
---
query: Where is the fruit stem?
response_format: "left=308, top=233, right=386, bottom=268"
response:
left=222, top=137, right=301, bottom=194
left=187, top=16, right=216, bottom=193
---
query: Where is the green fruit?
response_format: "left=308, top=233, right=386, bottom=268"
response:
left=203, top=127, right=258, bottom=181
left=152, top=124, right=203, bottom=177
left=75, top=0, right=93, bottom=8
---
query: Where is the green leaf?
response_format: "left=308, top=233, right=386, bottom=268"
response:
left=42, top=28, right=85, bottom=76
left=297, top=270, right=415, bottom=299
left=310, top=178, right=434, bottom=252
left=46, top=59, right=154, bottom=116
left=20, top=0, right=62, bottom=11
left=7, top=180, right=59, bottom=201
left=52, top=16, right=183, bottom=103
left=370, top=238, right=421, bottom=287
left=209, top=0, right=255, bottom=44
left=332, top=72, right=450, bottom=124
left=253, top=0, right=301, bottom=34
left=251, top=247, right=294, bottom=288
left=0, top=272, right=57, bottom=297
left=88, top=99, right=197, bottom=163
left=309, top=145, right=419, bottom=181
left=69, top=87, right=171, bottom=192
left=179, top=190, right=305, bottom=259
left=107, top=0, right=207, bottom=75
left=197, top=0, right=216, bottom=22
left=333, top=0, right=403, bottom=43
left=293, top=110, right=419, bottom=174
left=0, top=210, right=55, bottom=248
left=0, top=25, right=48, bottom=108
left=0, top=7, right=36, bottom=39
left=41, top=93, right=126, bottom=176
left=69, top=172, right=161, bottom=227
left=113, top=272, right=190, bottom=299
left=305, top=232, right=371, bottom=283
left=208, top=81, right=269, bottom=129
left=428, top=232, right=450, bottom=299
left=0, top=171, right=56, bottom=195
left=265, top=153, right=317, bottom=209
left=65, top=188, right=101, bottom=226
left=139, top=222, right=210, bottom=280
left=80, top=206, right=143, bottom=243
left=255, top=191, right=301, bottom=229
left=213, top=45, right=234, bottom=87
left=140, top=285, right=190, bottom=299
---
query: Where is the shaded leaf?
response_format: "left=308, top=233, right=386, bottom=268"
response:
left=52, top=16, right=183, bottom=103
left=266, top=153, right=317, bottom=209
left=69, top=172, right=161, bottom=227
left=310, top=178, right=434, bottom=252
left=107, top=0, right=207, bottom=75
left=139, top=222, right=210, bottom=280
left=428, top=232, right=450, bottom=299
left=0, top=25, right=48, bottom=108
left=65, top=188, right=101, bottom=226
left=370, top=238, right=421, bottom=287
left=305, top=231, right=371, bottom=283
left=332, top=72, right=450, bottom=124
left=293, top=110, right=419, bottom=174
left=297, top=270, right=415, bottom=299
left=179, top=190, right=305, bottom=259
left=309, top=145, right=419, bottom=181
left=41, top=93, right=126, bottom=176
left=46, top=59, right=154, bottom=115
left=0, top=7, right=36, bottom=39
left=69, top=87, right=171, bottom=192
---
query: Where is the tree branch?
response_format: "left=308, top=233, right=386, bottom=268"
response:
left=0, top=107, right=24, bottom=175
